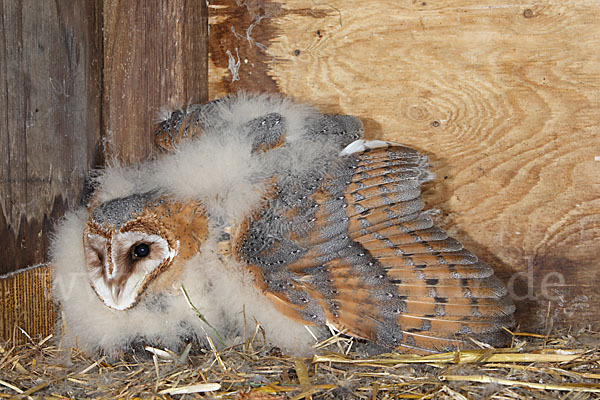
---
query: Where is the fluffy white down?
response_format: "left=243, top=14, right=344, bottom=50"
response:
left=211, top=91, right=319, bottom=143
left=151, top=133, right=264, bottom=223
left=150, top=92, right=335, bottom=223
left=51, top=93, right=337, bottom=356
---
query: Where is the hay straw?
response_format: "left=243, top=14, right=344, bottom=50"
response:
left=1, top=327, right=599, bottom=399
left=0, top=379, right=24, bottom=394
left=312, top=348, right=585, bottom=366
left=439, top=374, right=600, bottom=393
left=181, top=284, right=226, bottom=347
left=158, top=382, right=221, bottom=394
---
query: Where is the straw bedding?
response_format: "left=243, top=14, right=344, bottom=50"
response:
left=1, top=326, right=600, bottom=399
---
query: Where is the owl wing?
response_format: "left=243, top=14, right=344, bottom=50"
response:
left=233, top=142, right=515, bottom=354
left=154, top=100, right=222, bottom=151
left=155, top=96, right=364, bottom=153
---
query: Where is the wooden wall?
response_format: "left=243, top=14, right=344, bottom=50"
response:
left=0, top=1, right=103, bottom=275
left=0, top=0, right=207, bottom=341
left=1, top=0, right=597, bottom=338
left=208, top=0, right=600, bottom=331
left=103, top=0, right=208, bottom=163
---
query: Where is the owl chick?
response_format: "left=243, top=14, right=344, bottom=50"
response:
left=51, top=93, right=515, bottom=356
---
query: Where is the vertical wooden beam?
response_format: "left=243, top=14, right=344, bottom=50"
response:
left=0, top=1, right=103, bottom=274
left=103, top=0, right=208, bottom=164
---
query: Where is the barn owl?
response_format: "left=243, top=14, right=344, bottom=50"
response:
left=51, top=93, right=515, bottom=356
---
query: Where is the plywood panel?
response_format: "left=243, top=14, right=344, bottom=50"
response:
left=103, top=0, right=209, bottom=163
left=209, top=0, right=600, bottom=330
left=0, top=1, right=103, bottom=274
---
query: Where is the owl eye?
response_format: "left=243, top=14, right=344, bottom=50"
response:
left=131, top=243, right=151, bottom=260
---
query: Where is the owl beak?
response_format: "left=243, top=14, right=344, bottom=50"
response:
left=96, top=278, right=137, bottom=310
left=110, top=282, right=123, bottom=303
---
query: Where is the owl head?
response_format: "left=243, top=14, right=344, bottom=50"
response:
left=83, top=192, right=208, bottom=310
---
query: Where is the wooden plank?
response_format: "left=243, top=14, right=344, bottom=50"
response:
left=0, top=1, right=103, bottom=274
left=208, top=0, right=600, bottom=330
left=103, top=0, right=209, bottom=164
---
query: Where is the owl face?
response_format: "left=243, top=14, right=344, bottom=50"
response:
left=83, top=192, right=208, bottom=310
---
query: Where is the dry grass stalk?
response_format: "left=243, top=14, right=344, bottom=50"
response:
left=439, top=374, right=600, bottom=393
left=0, top=327, right=599, bottom=399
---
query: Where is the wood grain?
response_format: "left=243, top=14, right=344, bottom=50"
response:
left=0, top=1, right=103, bottom=274
left=208, top=0, right=600, bottom=330
left=103, top=0, right=208, bottom=164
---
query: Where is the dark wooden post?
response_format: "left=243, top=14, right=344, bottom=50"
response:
left=0, top=0, right=208, bottom=274
left=0, top=1, right=103, bottom=275
left=103, top=0, right=208, bottom=163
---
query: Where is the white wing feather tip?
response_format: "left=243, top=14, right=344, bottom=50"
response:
left=340, top=139, right=400, bottom=155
